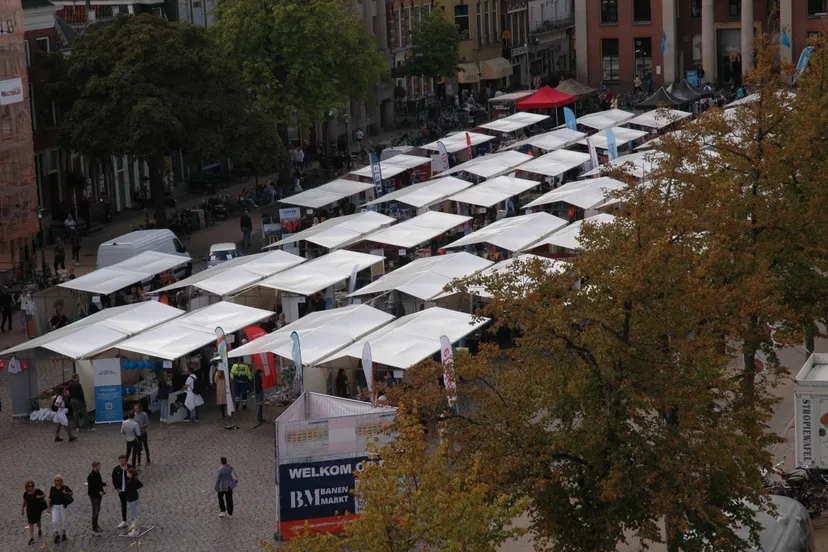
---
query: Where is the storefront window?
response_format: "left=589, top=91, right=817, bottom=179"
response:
left=634, top=37, right=652, bottom=79
left=602, top=38, right=619, bottom=81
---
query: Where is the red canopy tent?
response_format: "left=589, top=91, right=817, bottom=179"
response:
left=516, top=86, right=576, bottom=110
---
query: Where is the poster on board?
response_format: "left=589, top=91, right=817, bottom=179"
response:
left=279, top=207, right=302, bottom=255
left=93, top=358, right=123, bottom=424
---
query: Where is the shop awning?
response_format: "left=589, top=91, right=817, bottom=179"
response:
left=326, top=307, right=489, bottom=369
left=280, top=179, right=375, bottom=209
left=502, top=127, right=586, bottom=152
left=577, top=109, right=635, bottom=130
left=480, top=57, right=514, bottom=80
left=627, top=109, right=692, bottom=129
left=363, top=211, right=471, bottom=249
left=257, top=249, right=385, bottom=296
left=478, top=112, right=550, bottom=133
left=264, top=212, right=396, bottom=250
left=349, top=252, right=493, bottom=301
left=445, top=212, right=567, bottom=252
left=227, top=304, right=394, bottom=365
left=421, top=131, right=495, bottom=153
left=523, top=176, right=626, bottom=210
left=0, top=302, right=184, bottom=359
left=442, top=151, right=532, bottom=179
left=155, top=250, right=306, bottom=297
left=350, top=154, right=431, bottom=178
left=519, top=149, right=590, bottom=177
left=531, top=214, right=616, bottom=251
left=434, top=254, right=566, bottom=299
left=446, top=174, right=541, bottom=208
left=457, top=62, right=480, bottom=84
left=59, top=251, right=191, bottom=295
left=516, top=85, right=576, bottom=109
left=115, top=301, right=274, bottom=360
left=576, top=127, right=649, bottom=150
left=364, top=176, right=473, bottom=209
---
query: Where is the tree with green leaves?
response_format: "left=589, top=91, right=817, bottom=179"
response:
left=404, top=7, right=463, bottom=81
left=50, top=14, right=259, bottom=226
left=212, top=0, right=387, bottom=129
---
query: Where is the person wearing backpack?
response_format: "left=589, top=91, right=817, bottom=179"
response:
left=184, top=367, right=204, bottom=422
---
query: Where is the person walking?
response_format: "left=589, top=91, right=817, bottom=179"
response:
left=124, top=469, right=143, bottom=536
left=53, top=237, right=66, bottom=273
left=254, top=367, right=264, bottom=424
left=215, top=369, right=227, bottom=418
left=133, top=404, right=151, bottom=465
left=21, top=480, right=46, bottom=545
left=296, top=147, right=305, bottom=170
left=52, top=388, right=76, bottom=442
left=184, top=367, right=204, bottom=422
left=0, top=286, right=12, bottom=333
left=67, top=373, right=91, bottom=431
left=47, top=475, right=73, bottom=544
left=70, top=230, right=81, bottom=266
left=112, top=455, right=133, bottom=530
left=240, top=211, right=252, bottom=249
left=230, top=360, right=251, bottom=410
left=215, top=457, right=238, bottom=518
left=87, top=461, right=106, bottom=536
left=120, top=411, right=142, bottom=466
left=157, top=372, right=169, bottom=423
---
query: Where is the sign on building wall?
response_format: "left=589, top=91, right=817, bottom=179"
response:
left=0, top=77, right=22, bottom=104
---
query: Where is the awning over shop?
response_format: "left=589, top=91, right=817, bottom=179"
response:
left=363, top=211, right=471, bottom=249
left=363, top=176, right=473, bottom=209
left=350, top=154, right=431, bottom=178
left=155, top=250, right=306, bottom=297
left=59, top=251, right=191, bottom=295
left=576, top=127, right=649, bottom=150
left=349, top=252, right=493, bottom=301
left=446, top=174, right=541, bottom=208
left=577, top=109, right=635, bottom=130
left=326, top=307, right=489, bottom=369
left=264, top=212, right=396, bottom=250
left=115, top=301, right=274, bottom=360
left=523, top=176, right=626, bottom=210
left=516, top=85, right=576, bottom=110
left=257, top=249, right=385, bottom=296
left=531, top=214, right=616, bottom=251
left=434, top=254, right=566, bottom=299
left=227, top=304, right=394, bottom=365
left=444, top=212, right=568, bottom=252
left=478, top=112, right=550, bottom=133
left=457, top=62, right=480, bottom=84
left=280, top=179, right=375, bottom=209
left=502, top=127, right=586, bottom=152
left=480, top=57, right=514, bottom=80
left=519, top=149, right=590, bottom=177
left=627, top=109, right=691, bottom=129
left=421, top=131, right=496, bottom=153
left=0, top=302, right=184, bottom=359
left=442, top=151, right=532, bottom=179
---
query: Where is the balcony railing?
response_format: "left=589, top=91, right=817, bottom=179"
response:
left=529, top=14, right=575, bottom=34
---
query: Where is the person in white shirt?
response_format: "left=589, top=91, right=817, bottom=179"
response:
left=120, top=411, right=141, bottom=465
left=296, top=148, right=305, bottom=169
left=184, top=368, right=204, bottom=422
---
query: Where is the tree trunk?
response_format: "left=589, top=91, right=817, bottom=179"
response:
left=805, top=321, right=816, bottom=357
left=665, top=515, right=680, bottom=552
left=147, top=157, right=167, bottom=228
left=741, top=350, right=756, bottom=409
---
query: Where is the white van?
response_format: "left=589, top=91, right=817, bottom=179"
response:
left=97, top=230, right=190, bottom=277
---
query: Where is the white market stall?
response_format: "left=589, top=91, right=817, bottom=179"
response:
left=523, top=176, right=626, bottom=215
left=441, top=151, right=532, bottom=180
left=264, top=212, right=396, bottom=252
left=443, top=212, right=568, bottom=254
left=478, top=112, right=550, bottom=134
left=280, top=179, right=375, bottom=210
left=575, top=127, right=649, bottom=151
left=518, top=150, right=591, bottom=180
left=576, top=109, right=635, bottom=130
left=421, top=131, right=496, bottom=154
left=361, top=211, right=472, bottom=252
left=362, top=176, right=473, bottom=211
left=502, top=127, right=587, bottom=152
left=446, top=175, right=541, bottom=209
left=581, top=150, right=667, bottom=179
left=59, top=251, right=192, bottom=296
left=626, top=109, right=691, bottom=130
left=528, top=213, right=616, bottom=253
left=434, top=254, right=566, bottom=300
left=350, top=154, right=432, bottom=191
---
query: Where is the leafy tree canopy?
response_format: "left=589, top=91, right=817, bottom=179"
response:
left=404, top=7, right=463, bottom=80
left=212, top=0, right=387, bottom=127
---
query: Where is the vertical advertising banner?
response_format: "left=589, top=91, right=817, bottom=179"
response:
left=279, top=456, right=369, bottom=538
left=93, top=358, right=123, bottom=424
left=279, top=207, right=302, bottom=255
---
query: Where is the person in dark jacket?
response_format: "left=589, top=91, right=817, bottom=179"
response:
left=68, top=373, right=91, bottom=431
left=124, top=469, right=143, bottom=536
left=0, top=286, right=12, bottom=332
left=47, top=475, right=72, bottom=544
left=21, top=480, right=45, bottom=545
left=157, top=372, right=170, bottom=423
left=87, top=461, right=106, bottom=535
left=215, top=457, right=238, bottom=518
left=111, top=455, right=133, bottom=530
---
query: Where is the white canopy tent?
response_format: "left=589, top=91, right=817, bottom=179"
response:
left=518, top=150, right=590, bottom=178
left=264, top=212, right=396, bottom=250
left=326, top=307, right=489, bottom=369
left=434, top=254, right=566, bottom=299
left=478, top=112, right=550, bottom=133
left=59, top=251, right=191, bottom=295
left=577, top=109, right=635, bottom=130
left=523, top=176, right=626, bottom=210
left=421, top=132, right=496, bottom=153
left=581, top=150, right=667, bottom=179
left=444, top=212, right=568, bottom=252
left=531, top=213, right=616, bottom=251
left=280, top=179, right=375, bottom=209
left=363, top=176, right=473, bottom=209
left=487, top=90, right=534, bottom=104
left=349, top=252, right=493, bottom=301
left=114, top=301, right=274, bottom=360
left=362, top=211, right=471, bottom=249
left=0, top=302, right=184, bottom=359
left=446, top=175, right=541, bottom=208
left=154, top=250, right=305, bottom=297
left=226, top=304, right=394, bottom=365
left=626, top=109, right=691, bottom=129
left=576, top=127, right=649, bottom=150
left=442, top=151, right=533, bottom=179
left=502, top=127, right=587, bottom=152
left=350, top=154, right=431, bottom=178
left=257, top=249, right=385, bottom=296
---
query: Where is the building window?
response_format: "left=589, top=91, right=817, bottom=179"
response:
left=690, top=0, right=701, bottom=18
left=36, top=37, right=49, bottom=53
left=51, top=101, right=57, bottom=126
left=24, top=39, right=30, bottom=66
left=602, top=38, right=619, bottom=81
left=492, top=0, right=497, bottom=38
left=600, top=0, right=618, bottom=24
left=454, top=5, right=469, bottom=38
left=28, top=84, right=35, bottom=131
left=393, top=9, right=401, bottom=48
left=405, top=5, right=411, bottom=43
left=727, top=0, right=740, bottom=17
left=477, top=2, right=482, bottom=47
left=634, top=37, right=653, bottom=79
left=633, top=0, right=651, bottom=22
left=808, top=0, right=826, bottom=15
left=483, top=0, right=490, bottom=44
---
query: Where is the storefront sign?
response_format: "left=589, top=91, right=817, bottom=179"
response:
left=510, top=44, right=529, bottom=57
left=0, top=78, right=23, bottom=105
left=93, top=358, right=123, bottom=424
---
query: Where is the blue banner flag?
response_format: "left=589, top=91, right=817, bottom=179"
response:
left=781, top=30, right=791, bottom=48
left=290, top=331, right=303, bottom=395
left=605, top=128, right=619, bottom=161
left=369, top=152, right=383, bottom=197
left=564, top=107, right=577, bottom=131
left=660, top=32, right=667, bottom=54
left=794, top=46, right=814, bottom=84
